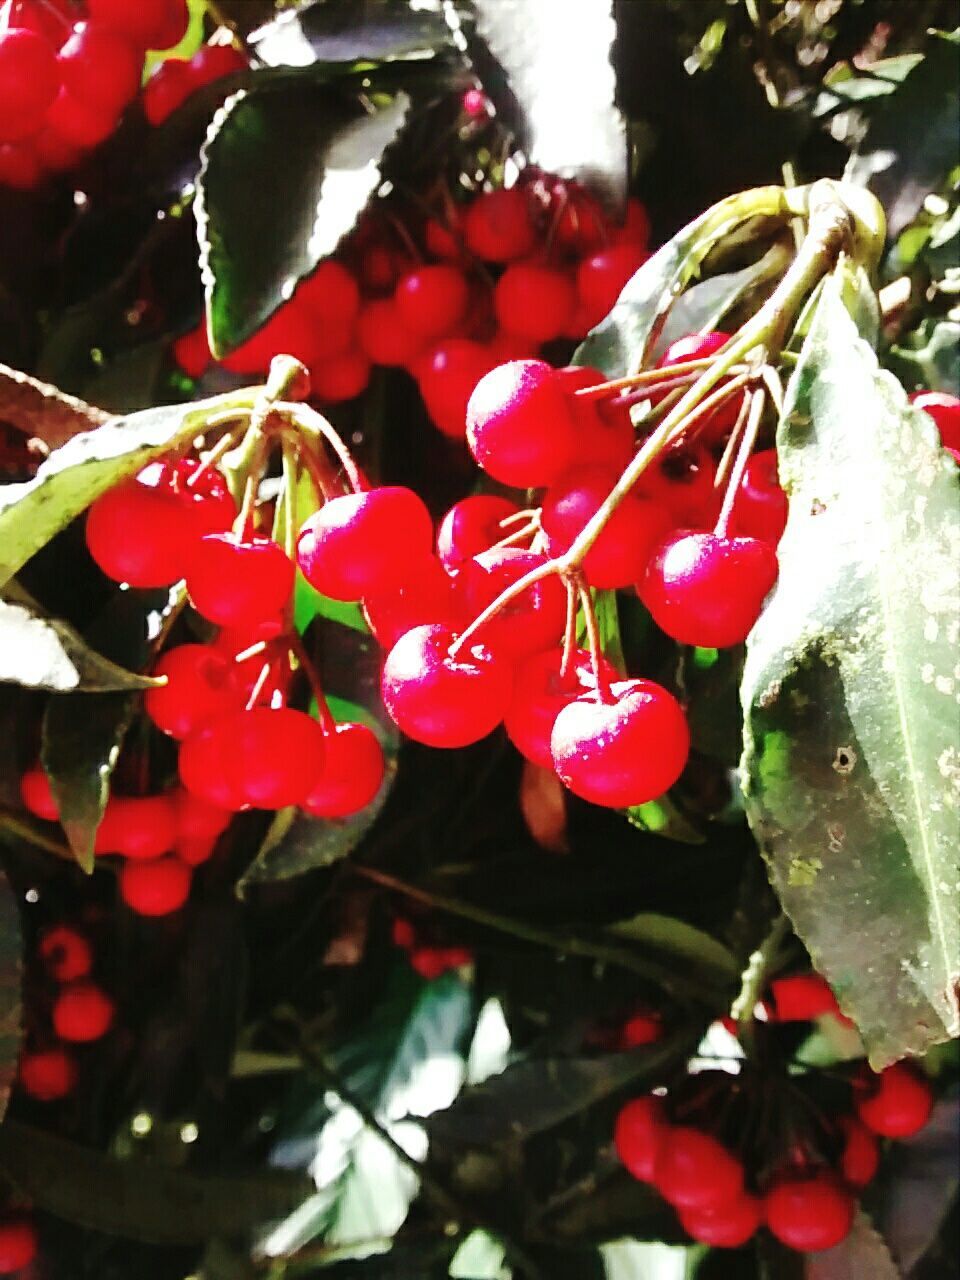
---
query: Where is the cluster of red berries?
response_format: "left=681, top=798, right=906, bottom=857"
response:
left=173, top=182, right=651, bottom=426
left=0, top=0, right=190, bottom=190
left=0, top=1212, right=37, bottom=1276
left=391, top=917, right=472, bottom=981
left=17, top=923, right=114, bottom=1102
left=143, top=36, right=246, bottom=126
left=614, top=972, right=934, bottom=1253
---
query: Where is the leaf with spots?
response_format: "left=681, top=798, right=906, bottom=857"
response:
left=741, top=272, right=960, bottom=1068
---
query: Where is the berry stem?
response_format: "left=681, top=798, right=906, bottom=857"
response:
left=578, top=584, right=613, bottom=703
left=279, top=436, right=299, bottom=560
left=447, top=559, right=558, bottom=659
left=573, top=355, right=721, bottom=400
left=288, top=632, right=337, bottom=733
left=185, top=420, right=248, bottom=488
left=491, top=520, right=539, bottom=551
left=288, top=403, right=368, bottom=493
left=713, top=389, right=754, bottom=493
left=732, top=913, right=791, bottom=1045
left=559, top=577, right=579, bottom=683
left=245, top=660, right=276, bottom=711
left=714, top=387, right=766, bottom=538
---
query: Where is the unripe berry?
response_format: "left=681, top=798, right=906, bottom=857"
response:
left=381, top=624, right=512, bottom=748
left=58, top=22, right=142, bottom=113
left=94, top=794, right=177, bottom=860
left=855, top=1062, right=933, bottom=1138
left=186, top=533, right=295, bottom=628
left=640, top=531, right=779, bottom=648
left=38, top=925, right=93, bottom=982
left=466, top=359, right=579, bottom=488
left=297, top=487, right=433, bottom=602
left=764, top=1174, right=855, bottom=1252
left=614, top=1096, right=665, bottom=1181
left=653, top=1126, right=743, bottom=1210
left=679, top=1192, right=762, bottom=1249
left=52, top=980, right=115, bottom=1042
left=121, top=856, right=192, bottom=916
left=730, top=449, right=788, bottom=545
left=0, top=29, right=60, bottom=140
left=0, top=1213, right=38, bottom=1274
left=576, top=244, right=648, bottom=316
left=437, top=495, right=521, bottom=572
left=506, top=648, right=616, bottom=770
left=456, top=548, right=567, bottom=659
left=20, top=765, right=58, bottom=820
left=551, top=679, right=689, bottom=809
left=19, top=1046, right=77, bottom=1101
left=464, top=188, right=536, bottom=262
left=146, top=644, right=244, bottom=740
left=395, top=266, right=469, bottom=341
left=910, top=389, right=960, bottom=450
left=302, top=723, right=386, bottom=818
left=493, top=263, right=575, bottom=344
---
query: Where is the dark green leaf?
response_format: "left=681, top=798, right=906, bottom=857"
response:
left=197, top=83, right=409, bottom=356
left=0, top=394, right=254, bottom=588
left=252, top=0, right=453, bottom=66
left=805, top=1213, right=900, bottom=1280
left=741, top=274, right=960, bottom=1067
left=604, top=914, right=739, bottom=983
left=0, top=870, right=22, bottom=1125
left=846, top=30, right=960, bottom=237
left=0, top=1119, right=313, bottom=1245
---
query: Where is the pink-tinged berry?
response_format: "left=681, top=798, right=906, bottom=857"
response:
left=506, top=648, right=616, bottom=770
left=186, top=533, right=295, bottom=628
left=551, top=679, right=689, bottom=809
left=494, top=263, right=575, bottom=344
left=455, top=548, right=567, bottom=659
left=381, top=624, right=512, bottom=748
left=302, top=722, right=386, bottom=818
left=679, top=1192, right=763, bottom=1249
left=614, top=1096, right=665, bottom=1181
left=85, top=474, right=191, bottom=588
left=363, top=554, right=463, bottom=650
left=640, top=531, right=779, bottom=647
left=358, top=297, right=422, bottom=367
left=38, top=925, right=92, bottom=982
left=576, top=244, right=648, bottom=316
left=764, top=1174, right=855, bottom=1252
left=121, top=856, right=192, bottom=916
left=910, top=389, right=960, bottom=451
left=855, top=1062, right=933, bottom=1138
left=464, top=188, right=536, bottom=262
left=19, top=1046, right=77, bottom=1101
left=52, top=981, right=115, bottom=1042
left=555, top=366, right=635, bottom=471
left=656, top=331, right=742, bottom=442
left=654, top=1126, right=744, bottom=1210
left=466, top=359, right=579, bottom=488
left=437, top=495, right=521, bottom=572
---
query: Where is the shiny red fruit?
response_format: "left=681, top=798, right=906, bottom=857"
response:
left=576, top=244, right=648, bottom=316
left=20, top=765, right=58, bottom=820
left=542, top=465, right=671, bottom=589
left=395, top=266, right=469, bottom=340
left=46, top=85, right=118, bottom=148
left=614, top=1096, right=665, bottom=1181
left=311, top=349, right=370, bottom=403
left=58, top=21, right=142, bottom=113
left=494, top=263, right=575, bottom=344
left=94, top=794, right=177, bottom=860
left=363, top=554, right=463, bottom=650
left=180, top=708, right=326, bottom=810
left=765, top=1174, right=855, bottom=1252
left=838, top=1115, right=879, bottom=1189
left=381, top=624, right=512, bottom=748
left=656, top=331, right=741, bottom=442
left=298, top=487, right=433, bottom=602
left=466, top=359, right=579, bottom=487
left=612, top=197, right=651, bottom=250
left=437, top=495, right=521, bottom=572
left=911, top=389, right=960, bottom=450
left=0, top=141, right=41, bottom=188
left=654, top=1126, right=744, bottom=1209
left=150, top=0, right=192, bottom=50
left=52, top=981, right=115, bottom=1042
left=38, top=925, right=92, bottom=982
left=85, top=475, right=190, bottom=587
left=731, top=449, right=788, bottom=545
left=636, top=444, right=719, bottom=529
left=417, top=339, right=495, bottom=438
left=88, top=0, right=187, bottom=50
left=554, top=186, right=608, bottom=255
left=679, top=1192, right=763, bottom=1249
left=189, top=43, right=248, bottom=86
left=171, top=787, right=232, bottom=842
left=358, top=297, right=423, bottom=367
left=143, top=57, right=192, bottom=124
left=143, top=456, right=236, bottom=539
left=409, top=946, right=472, bottom=979
left=555, top=366, right=635, bottom=471
left=146, top=644, right=244, bottom=740
left=302, top=722, right=386, bottom=818
left=855, top=1062, right=933, bottom=1138
left=769, top=973, right=843, bottom=1022
left=0, top=29, right=60, bottom=139
left=296, top=259, right=361, bottom=331
left=121, top=856, right=192, bottom=916
left=19, top=1046, right=77, bottom=1101
left=640, top=531, right=779, bottom=647
left=551, top=678, right=689, bottom=808
left=505, top=648, right=615, bottom=769
left=0, top=1214, right=38, bottom=1273
left=621, top=1011, right=663, bottom=1048
left=172, top=321, right=211, bottom=378
left=456, top=547, right=567, bottom=659
left=464, top=188, right=536, bottom=262
left=187, top=533, right=295, bottom=628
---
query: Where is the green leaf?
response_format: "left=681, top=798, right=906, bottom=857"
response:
left=623, top=796, right=707, bottom=845
left=0, top=1119, right=313, bottom=1245
left=604, top=914, right=739, bottom=983
left=0, top=870, right=22, bottom=1125
left=0, top=592, right=160, bottom=693
left=197, top=83, right=409, bottom=356
left=804, top=1213, right=900, bottom=1280
left=0, top=394, right=253, bottom=589
left=846, top=30, right=960, bottom=237
left=741, top=274, right=960, bottom=1067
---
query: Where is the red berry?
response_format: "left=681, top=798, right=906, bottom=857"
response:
left=38, top=925, right=92, bottom=982
left=170, top=787, right=232, bottom=842
left=911, top=390, right=960, bottom=450
left=494, top=263, right=575, bottom=344
left=640, top=531, right=779, bottom=647
left=654, top=1126, right=744, bottom=1210
left=679, top=1192, right=762, bottom=1249
left=769, top=973, right=843, bottom=1023
left=551, top=679, right=689, bottom=808
left=58, top=22, right=142, bottom=113
left=636, top=444, right=719, bottom=529
left=358, top=243, right=405, bottom=293
left=487, top=330, right=539, bottom=364
left=88, top=0, right=186, bottom=50
left=0, top=141, right=41, bottom=189
left=143, top=457, right=236, bottom=540
left=576, top=245, right=648, bottom=316
left=189, top=43, right=247, bottom=86
left=20, top=765, right=58, bottom=820
left=363, top=554, right=463, bottom=650
left=765, top=1174, right=855, bottom=1252
left=145, top=644, right=244, bottom=739
left=381, top=623, right=512, bottom=748
left=358, top=297, right=422, bottom=367
left=186, top=533, right=295, bottom=628
left=172, top=322, right=211, bottom=378
left=730, top=450, right=788, bottom=545
left=462, top=87, right=488, bottom=117
left=0, top=28, right=60, bottom=140
left=311, top=349, right=370, bottom=402
left=838, top=1115, right=879, bottom=1189
left=175, top=837, right=217, bottom=866
left=410, top=946, right=471, bottom=979
left=85, top=474, right=189, bottom=587
left=506, top=647, right=615, bottom=769
left=613, top=198, right=651, bottom=250
left=622, top=1012, right=663, bottom=1048
left=121, top=856, right=191, bottom=916
left=297, top=487, right=433, bottom=602
left=614, top=1096, right=665, bottom=1181
left=52, top=980, right=115, bottom=1042
left=143, top=57, right=192, bottom=124
left=555, top=366, right=635, bottom=471
left=855, top=1062, right=933, bottom=1138
left=656, top=331, right=741, bottom=442
left=46, top=85, right=118, bottom=149
left=296, top=260, right=361, bottom=355
left=425, top=215, right=464, bottom=261
left=392, top=917, right=417, bottom=950
left=437, top=496, right=521, bottom=572
left=417, top=339, right=495, bottom=438
left=302, top=722, right=386, bottom=818
left=464, top=188, right=536, bottom=262
left=466, top=359, right=579, bottom=488
left=94, top=794, right=176, bottom=859
left=0, top=1214, right=38, bottom=1273
left=179, top=707, right=326, bottom=810
left=542, top=465, right=671, bottom=590
left=19, top=1046, right=77, bottom=1101
left=395, top=266, right=469, bottom=340
left=554, top=186, right=608, bottom=255
left=456, top=547, right=567, bottom=659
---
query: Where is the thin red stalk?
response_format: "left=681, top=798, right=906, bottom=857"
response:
left=715, top=389, right=766, bottom=538
left=579, top=586, right=612, bottom=703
